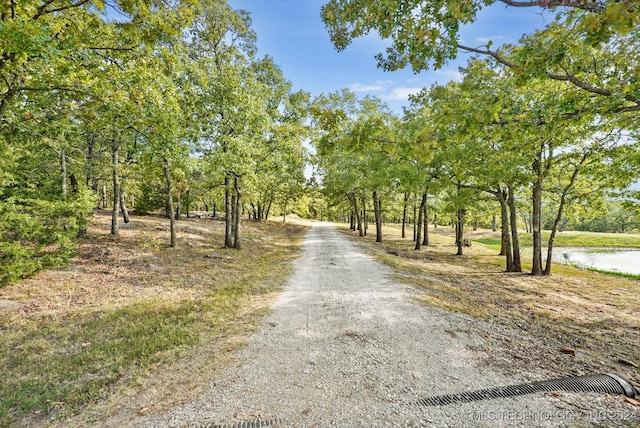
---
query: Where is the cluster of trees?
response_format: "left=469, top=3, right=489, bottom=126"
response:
left=2, top=0, right=638, bottom=284
left=315, top=0, right=640, bottom=276
left=0, top=0, right=308, bottom=284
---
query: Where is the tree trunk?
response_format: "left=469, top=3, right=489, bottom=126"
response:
left=415, top=193, right=426, bottom=250
left=265, top=199, right=272, bottom=220
left=283, top=201, right=287, bottom=223
left=60, top=151, right=68, bottom=201
left=373, top=190, right=382, bottom=243
left=233, top=176, right=242, bottom=249
left=175, top=194, right=181, bottom=220
left=508, top=185, right=522, bottom=272
left=401, top=192, right=408, bottom=238
left=355, top=197, right=363, bottom=236
left=531, top=155, right=544, bottom=276
left=120, top=189, right=130, bottom=223
left=224, top=175, right=233, bottom=248
left=163, top=157, right=176, bottom=248
left=496, top=189, right=514, bottom=271
left=362, top=197, right=368, bottom=236
left=185, top=190, right=191, bottom=218
left=412, top=194, right=417, bottom=241
left=422, top=192, right=429, bottom=246
left=349, top=193, right=362, bottom=236
left=231, top=193, right=237, bottom=241
left=456, top=208, right=466, bottom=256
left=111, top=141, right=120, bottom=238
left=544, top=153, right=586, bottom=275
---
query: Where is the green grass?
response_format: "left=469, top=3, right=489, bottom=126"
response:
left=0, top=302, right=202, bottom=422
left=584, top=267, right=640, bottom=280
left=473, top=230, right=640, bottom=250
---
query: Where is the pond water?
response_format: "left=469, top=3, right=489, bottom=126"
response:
left=551, top=248, right=640, bottom=275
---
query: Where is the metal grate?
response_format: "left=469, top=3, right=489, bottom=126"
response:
left=209, top=418, right=284, bottom=428
left=417, top=373, right=636, bottom=407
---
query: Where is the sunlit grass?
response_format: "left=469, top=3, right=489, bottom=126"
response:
left=473, top=230, right=640, bottom=249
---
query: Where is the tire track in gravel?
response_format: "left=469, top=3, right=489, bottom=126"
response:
left=140, top=223, right=633, bottom=427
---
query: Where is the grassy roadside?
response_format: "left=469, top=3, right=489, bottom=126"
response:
left=0, top=212, right=307, bottom=427
left=473, top=230, right=640, bottom=251
left=338, top=223, right=640, bottom=397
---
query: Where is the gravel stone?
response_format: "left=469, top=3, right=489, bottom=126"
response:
left=138, top=223, right=639, bottom=427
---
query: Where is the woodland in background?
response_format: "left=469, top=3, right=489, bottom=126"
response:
left=1, top=0, right=640, bottom=284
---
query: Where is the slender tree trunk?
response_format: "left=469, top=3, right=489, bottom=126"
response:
left=496, top=189, right=514, bottom=271
left=422, top=191, right=429, bottom=246
left=456, top=208, right=466, bottom=256
left=544, top=153, right=586, bottom=275
left=362, top=197, right=368, bottom=236
left=265, top=199, right=272, bottom=220
left=185, top=190, right=191, bottom=218
left=508, top=185, right=522, bottom=272
left=224, top=175, right=233, bottom=248
left=163, top=157, right=176, bottom=248
left=357, top=207, right=363, bottom=236
left=352, top=194, right=363, bottom=236
left=120, top=189, right=130, bottom=223
left=373, top=190, right=382, bottom=243
left=175, top=194, right=181, bottom=220
left=283, top=201, right=287, bottom=223
left=86, top=133, right=94, bottom=188
left=412, top=194, right=417, bottom=241
left=402, top=192, right=408, bottom=238
left=111, top=141, right=120, bottom=238
left=60, top=151, right=68, bottom=201
left=532, top=155, right=544, bottom=276
left=231, top=193, right=237, bottom=241
left=415, top=193, right=426, bottom=250
left=492, top=215, right=497, bottom=232
left=233, top=176, right=242, bottom=249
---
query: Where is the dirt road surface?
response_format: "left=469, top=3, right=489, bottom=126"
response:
left=138, top=223, right=638, bottom=427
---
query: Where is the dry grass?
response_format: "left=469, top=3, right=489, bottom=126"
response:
left=338, top=223, right=640, bottom=395
left=0, top=212, right=307, bottom=427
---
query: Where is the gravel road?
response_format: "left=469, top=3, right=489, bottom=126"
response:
left=140, top=223, right=638, bottom=427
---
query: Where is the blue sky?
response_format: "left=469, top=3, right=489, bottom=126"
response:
left=227, top=1, right=554, bottom=114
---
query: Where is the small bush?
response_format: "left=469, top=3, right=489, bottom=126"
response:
left=0, top=193, right=94, bottom=285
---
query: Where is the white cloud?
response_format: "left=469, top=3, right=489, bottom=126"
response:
left=382, top=87, right=423, bottom=101
left=476, top=35, right=505, bottom=43
left=348, top=82, right=385, bottom=92
left=434, top=69, right=463, bottom=82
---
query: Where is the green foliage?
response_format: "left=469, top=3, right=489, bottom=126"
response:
left=134, top=178, right=168, bottom=215
left=0, top=194, right=94, bottom=285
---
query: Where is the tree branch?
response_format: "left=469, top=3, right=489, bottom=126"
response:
left=34, top=0, right=91, bottom=20
left=457, top=43, right=640, bottom=110
left=497, top=0, right=606, bottom=12
left=457, top=44, right=516, bottom=68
